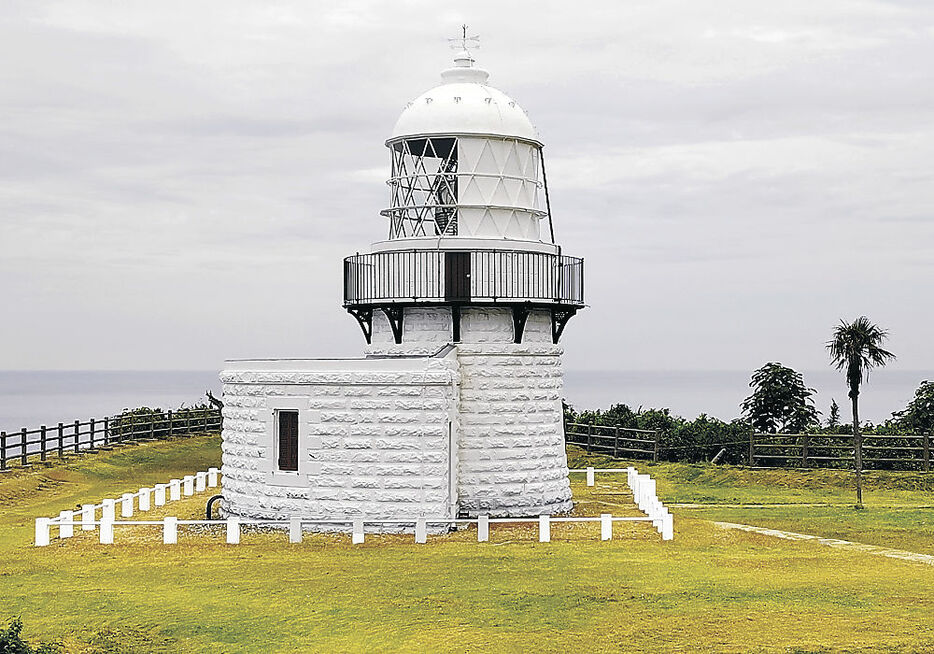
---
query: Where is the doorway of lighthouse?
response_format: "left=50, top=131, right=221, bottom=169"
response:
left=444, top=252, right=471, bottom=302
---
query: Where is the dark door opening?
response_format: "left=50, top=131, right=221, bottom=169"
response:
left=445, top=252, right=471, bottom=302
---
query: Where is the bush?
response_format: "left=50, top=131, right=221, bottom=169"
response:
left=0, top=618, right=60, bottom=654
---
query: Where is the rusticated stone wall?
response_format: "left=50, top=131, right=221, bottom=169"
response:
left=220, top=354, right=459, bottom=526
left=367, top=306, right=573, bottom=516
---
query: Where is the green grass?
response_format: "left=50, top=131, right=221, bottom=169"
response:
left=2, top=439, right=934, bottom=652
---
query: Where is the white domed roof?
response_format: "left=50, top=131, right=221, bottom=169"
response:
left=390, top=52, right=538, bottom=142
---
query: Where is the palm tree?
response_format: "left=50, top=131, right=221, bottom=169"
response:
left=827, top=317, right=895, bottom=508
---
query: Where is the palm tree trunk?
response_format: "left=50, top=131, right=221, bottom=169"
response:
left=852, top=394, right=863, bottom=508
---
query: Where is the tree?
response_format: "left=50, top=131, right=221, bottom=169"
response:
left=827, top=317, right=896, bottom=508
left=892, top=380, right=934, bottom=433
left=741, top=363, right=819, bottom=433
left=827, top=399, right=840, bottom=429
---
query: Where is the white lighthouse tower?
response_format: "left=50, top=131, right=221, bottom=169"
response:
left=219, top=39, right=584, bottom=526
left=342, top=43, right=584, bottom=516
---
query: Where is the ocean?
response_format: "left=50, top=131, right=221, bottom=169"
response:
left=1, top=369, right=930, bottom=432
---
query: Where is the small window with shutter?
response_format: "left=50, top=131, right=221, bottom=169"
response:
left=276, top=410, right=299, bottom=472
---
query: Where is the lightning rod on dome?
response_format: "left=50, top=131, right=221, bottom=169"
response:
left=448, top=24, right=480, bottom=53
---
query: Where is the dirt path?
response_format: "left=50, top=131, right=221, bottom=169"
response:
left=714, top=521, right=934, bottom=566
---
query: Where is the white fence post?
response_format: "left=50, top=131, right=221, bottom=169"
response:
left=120, top=493, right=134, bottom=518
left=34, top=518, right=50, bottom=547
left=154, top=484, right=167, bottom=506
left=352, top=519, right=364, bottom=545
left=100, top=517, right=114, bottom=544
left=81, top=504, right=95, bottom=531
left=164, top=517, right=178, bottom=545
left=415, top=518, right=427, bottom=544
left=226, top=516, right=240, bottom=544
left=169, top=479, right=181, bottom=501
left=586, top=467, right=595, bottom=487
left=59, top=510, right=74, bottom=538
left=601, top=513, right=612, bottom=541
left=662, top=514, right=674, bottom=541
left=102, top=499, right=116, bottom=523
left=539, top=515, right=551, bottom=543
left=289, top=517, right=302, bottom=544
left=139, top=488, right=151, bottom=512
left=183, top=475, right=194, bottom=496
left=478, top=514, right=489, bottom=542
left=195, top=472, right=207, bottom=492
left=208, top=467, right=219, bottom=487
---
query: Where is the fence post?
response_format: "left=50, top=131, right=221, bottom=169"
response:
left=164, top=517, right=179, bottom=545
left=477, top=514, right=489, bottom=542
left=352, top=519, right=364, bottom=544
left=167, top=410, right=173, bottom=438
left=73, top=420, right=80, bottom=454
left=923, top=433, right=930, bottom=473
left=186, top=411, right=191, bottom=435
left=601, top=513, right=612, bottom=541
left=149, top=413, right=155, bottom=440
left=100, top=517, right=114, bottom=545
left=748, top=431, right=755, bottom=466
left=289, top=517, right=302, bottom=544
left=538, top=515, right=551, bottom=543
left=653, top=431, right=659, bottom=463
left=586, top=467, right=595, bottom=487
left=35, top=518, right=50, bottom=547
left=587, top=424, right=592, bottom=451
left=20, top=428, right=28, bottom=466
left=89, top=419, right=96, bottom=451
left=415, top=518, right=427, bottom=544
left=614, top=426, right=619, bottom=458
left=40, top=425, right=47, bottom=462
left=0, top=431, right=6, bottom=472
left=801, top=433, right=809, bottom=468
left=58, top=422, right=64, bottom=458
left=103, top=417, right=109, bottom=447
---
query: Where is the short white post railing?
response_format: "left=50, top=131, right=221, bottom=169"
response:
left=164, top=517, right=178, bottom=544
left=539, top=515, right=551, bottom=543
left=35, top=518, right=50, bottom=547
left=586, top=466, right=595, bottom=487
left=59, top=510, right=74, bottom=538
left=139, top=488, right=151, bottom=512
left=415, top=518, right=427, bottom=544
left=102, top=499, right=116, bottom=523
left=478, top=514, right=489, bottom=542
left=208, top=467, right=219, bottom=487
left=81, top=504, right=95, bottom=531
left=601, top=513, right=612, bottom=541
left=195, top=471, right=207, bottom=492
left=100, top=517, right=114, bottom=544
left=120, top=493, right=134, bottom=518
left=289, top=517, right=302, bottom=544
left=169, top=479, right=181, bottom=501
left=183, top=475, right=194, bottom=496
left=154, top=484, right=167, bottom=506
left=226, top=516, right=240, bottom=545
left=352, top=519, right=364, bottom=544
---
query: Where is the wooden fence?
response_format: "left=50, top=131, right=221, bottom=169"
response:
left=749, top=432, right=931, bottom=471
left=565, top=421, right=932, bottom=471
left=564, top=422, right=660, bottom=461
left=0, top=408, right=222, bottom=472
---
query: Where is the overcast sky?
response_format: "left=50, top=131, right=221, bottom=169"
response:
left=2, top=1, right=933, bottom=386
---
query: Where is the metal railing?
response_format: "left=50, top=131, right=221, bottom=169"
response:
left=0, top=408, right=222, bottom=471
left=344, top=249, right=584, bottom=306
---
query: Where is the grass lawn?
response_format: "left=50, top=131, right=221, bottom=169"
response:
left=1, top=436, right=933, bottom=652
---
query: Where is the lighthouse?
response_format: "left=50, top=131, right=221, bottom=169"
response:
left=219, top=41, right=584, bottom=526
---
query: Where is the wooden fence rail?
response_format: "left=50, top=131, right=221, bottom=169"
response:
left=565, top=421, right=932, bottom=471
left=564, top=422, right=660, bottom=461
left=0, top=408, right=222, bottom=472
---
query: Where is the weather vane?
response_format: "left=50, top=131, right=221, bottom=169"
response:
left=448, top=24, right=480, bottom=53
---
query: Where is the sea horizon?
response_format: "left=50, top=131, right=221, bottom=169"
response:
left=2, top=368, right=931, bottom=433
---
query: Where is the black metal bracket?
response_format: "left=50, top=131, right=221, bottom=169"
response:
left=451, top=305, right=462, bottom=343
left=347, top=307, right=373, bottom=344
left=381, top=306, right=405, bottom=344
left=512, top=305, right=532, bottom=344
left=551, top=308, right=577, bottom=344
